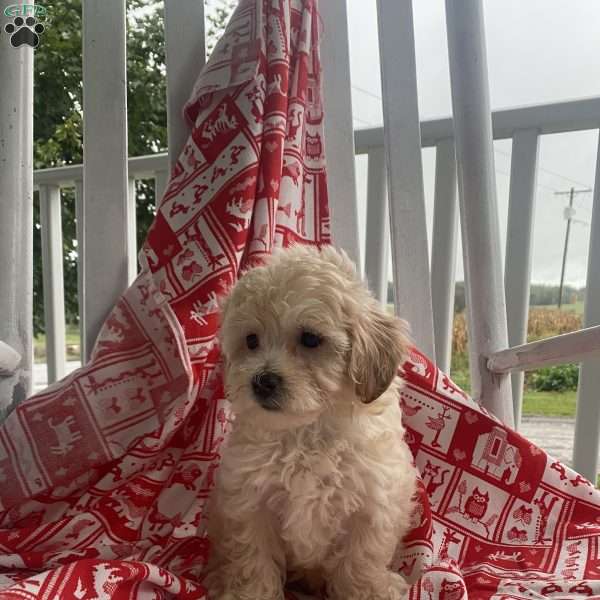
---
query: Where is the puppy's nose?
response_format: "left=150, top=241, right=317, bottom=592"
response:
left=251, top=371, right=282, bottom=401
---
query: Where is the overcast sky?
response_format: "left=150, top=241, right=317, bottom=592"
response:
left=345, top=0, right=600, bottom=287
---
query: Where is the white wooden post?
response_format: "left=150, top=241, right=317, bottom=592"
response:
left=445, top=0, right=513, bottom=426
left=82, top=0, right=131, bottom=360
left=573, top=135, right=600, bottom=481
left=431, top=138, right=458, bottom=373
left=74, top=180, right=86, bottom=362
left=39, top=184, right=67, bottom=384
left=320, top=0, right=361, bottom=268
left=365, top=147, right=389, bottom=304
left=0, top=0, right=34, bottom=410
left=457, top=192, right=479, bottom=394
left=376, top=0, right=435, bottom=359
left=128, top=177, right=138, bottom=278
left=504, top=128, right=539, bottom=429
left=164, top=0, right=206, bottom=171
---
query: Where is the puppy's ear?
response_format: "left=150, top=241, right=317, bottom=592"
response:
left=349, top=302, right=410, bottom=403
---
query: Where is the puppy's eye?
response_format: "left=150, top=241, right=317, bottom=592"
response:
left=246, top=334, right=259, bottom=350
left=300, top=331, right=322, bottom=348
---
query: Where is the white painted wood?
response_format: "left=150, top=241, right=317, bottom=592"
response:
left=431, top=138, right=458, bottom=373
left=0, top=342, right=21, bottom=376
left=34, top=153, right=170, bottom=187
left=573, top=135, right=600, bottom=481
left=82, top=0, right=130, bottom=360
left=39, top=185, right=67, bottom=384
left=0, top=1, right=34, bottom=411
left=320, top=0, right=361, bottom=268
left=164, top=0, right=206, bottom=171
left=155, top=170, right=169, bottom=207
left=445, top=0, right=513, bottom=426
left=364, top=147, right=389, bottom=304
left=487, top=325, right=600, bottom=373
left=355, top=97, right=600, bottom=151
left=376, top=0, right=435, bottom=359
left=128, top=177, right=138, bottom=279
left=504, top=129, right=539, bottom=429
left=30, top=96, right=600, bottom=184
left=454, top=148, right=481, bottom=400
left=74, top=180, right=86, bottom=363
left=31, top=95, right=600, bottom=182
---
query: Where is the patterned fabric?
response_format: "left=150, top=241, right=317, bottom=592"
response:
left=1, top=1, right=599, bottom=598
left=398, top=350, right=600, bottom=599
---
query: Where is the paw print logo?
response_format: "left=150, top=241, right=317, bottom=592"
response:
left=4, top=16, right=45, bottom=48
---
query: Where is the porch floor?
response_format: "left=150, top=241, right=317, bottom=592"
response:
left=519, top=415, right=578, bottom=469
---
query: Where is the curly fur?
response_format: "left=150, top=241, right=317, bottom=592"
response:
left=205, top=245, right=417, bottom=600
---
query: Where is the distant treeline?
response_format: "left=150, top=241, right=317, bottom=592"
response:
left=386, top=282, right=585, bottom=311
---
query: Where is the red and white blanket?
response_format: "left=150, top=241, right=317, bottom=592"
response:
left=1, top=1, right=599, bottom=598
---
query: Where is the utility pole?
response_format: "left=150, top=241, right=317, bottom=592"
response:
left=555, top=187, right=592, bottom=308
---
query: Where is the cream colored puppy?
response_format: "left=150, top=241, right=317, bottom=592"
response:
left=205, top=245, right=417, bottom=600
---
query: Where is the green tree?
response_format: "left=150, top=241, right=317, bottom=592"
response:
left=33, top=0, right=235, bottom=337
left=206, top=0, right=237, bottom=54
left=34, top=0, right=85, bottom=336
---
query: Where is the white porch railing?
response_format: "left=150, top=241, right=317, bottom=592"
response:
left=356, top=95, right=600, bottom=479
left=31, top=94, right=600, bottom=476
left=2, top=0, right=600, bottom=480
left=0, top=0, right=33, bottom=414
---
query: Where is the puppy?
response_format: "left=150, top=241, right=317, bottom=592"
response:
left=205, top=245, right=417, bottom=600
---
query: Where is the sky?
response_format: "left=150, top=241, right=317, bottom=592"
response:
left=344, top=0, right=600, bottom=287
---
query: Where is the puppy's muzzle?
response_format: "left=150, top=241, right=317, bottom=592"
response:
left=251, top=371, right=283, bottom=410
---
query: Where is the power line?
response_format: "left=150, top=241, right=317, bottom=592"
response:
left=574, top=194, right=594, bottom=212
left=351, top=86, right=594, bottom=192
left=494, top=147, right=592, bottom=190
left=432, top=153, right=559, bottom=195
left=352, top=84, right=382, bottom=101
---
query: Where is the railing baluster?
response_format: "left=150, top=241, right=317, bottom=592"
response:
left=320, top=0, right=361, bottom=268
left=445, top=0, right=513, bottom=426
left=458, top=199, right=479, bottom=397
left=164, top=0, right=206, bottom=170
left=39, top=184, right=67, bottom=384
left=376, top=0, right=435, bottom=358
left=74, top=180, right=86, bottom=362
left=0, top=2, right=34, bottom=410
left=573, top=133, right=600, bottom=481
left=82, top=0, right=130, bottom=360
left=504, top=128, right=539, bottom=430
left=128, top=177, right=138, bottom=279
left=365, top=147, right=389, bottom=304
left=431, top=138, right=458, bottom=373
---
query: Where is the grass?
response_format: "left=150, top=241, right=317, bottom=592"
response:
left=392, top=301, right=580, bottom=419
left=448, top=304, right=582, bottom=419
left=34, top=324, right=81, bottom=362
left=522, top=391, right=577, bottom=418
left=450, top=360, right=577, bottom=418
left=539, top=301, right=584, bottom=315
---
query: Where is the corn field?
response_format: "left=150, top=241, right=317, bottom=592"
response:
left=452, top=308, right=582, bottom=355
